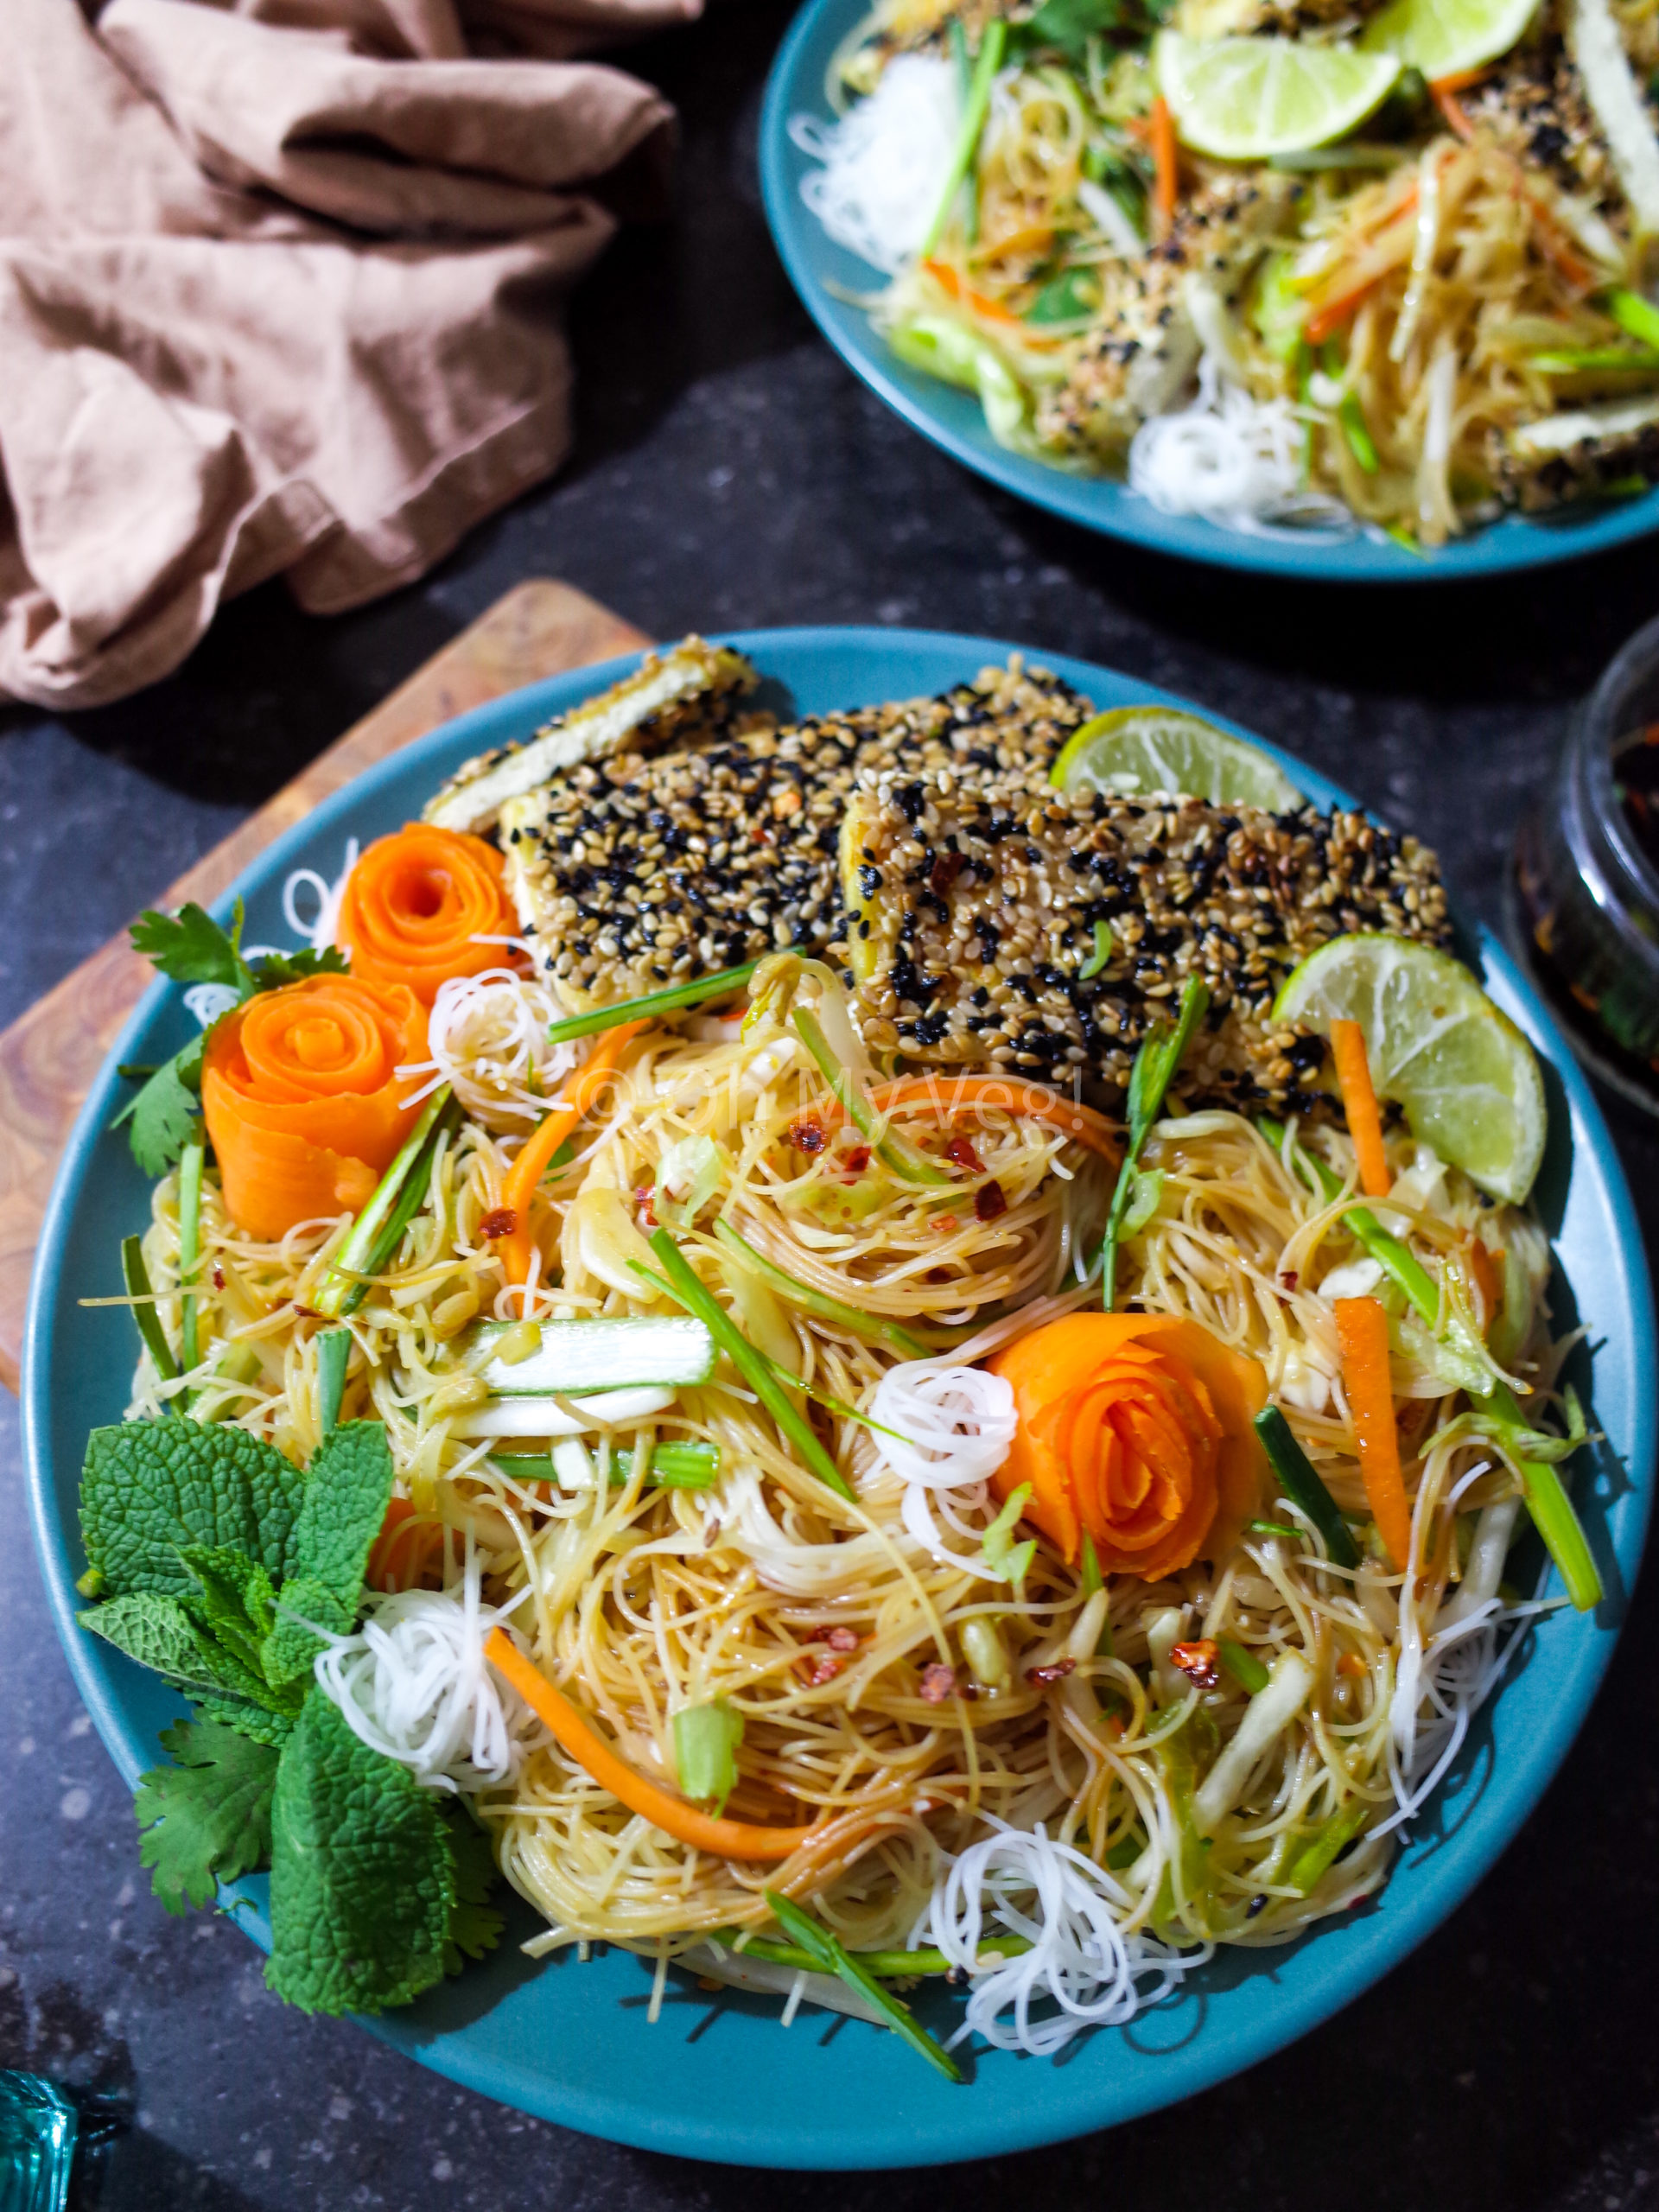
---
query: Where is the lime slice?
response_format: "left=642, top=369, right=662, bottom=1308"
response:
left=1052, top=705, right=1304, bottom=809
left=1361, top=0, right=1536, bottom=86
left=1154, top=30, right=1402, bottom=158
left=1273, top=936, right=1546, bottom=1205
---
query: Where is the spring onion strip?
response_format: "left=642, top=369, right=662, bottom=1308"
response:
left=792, top=1010, right=950, bottom=1185
left=1609, top=287, right=1659, bottom=346
left=177, top=1138, right=205, bottom=1379
left=632, top=1234, right=856, bottom=1502
left=713, top=1220, right=932, bottom=1359
left=757, top=1348, right=915, bottom=1446
left=121, top=1235, right=181, bottom=1399
left=545, top=956, right=791, bottom=1046
left=1217, top=1638, right=1269, bottom=1695
left=1261, top=1119, right=1602, bottom=1609
left=317, top=1329, right=352, bottom=1438
left=1102, top=977, right=1210, bottom=1308
left=920, top=16, right=1006, bottom=260
left=1284, top=1798, right=1370, bottom=1895
left=1254, top=1408, right=1361, bottom=1568
left=313, top=1089, right=459, bottom=1319
left=491, top=1441, right=722, bottom=1490
left=713, top=1930, right=1034, bottom=1977
left=1192, top=1649, right=1314, bottom=1833
left=763, top=1891, right=964, bottom=2082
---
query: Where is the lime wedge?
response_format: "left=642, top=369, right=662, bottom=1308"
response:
left=1273, top=935, right=1547, bottom=1205
left=1361, top=0, right=1536, bottom=86
left=1154, top=30, right=1402, bottom=157
left=1052, top=705, right=1304, bottom=809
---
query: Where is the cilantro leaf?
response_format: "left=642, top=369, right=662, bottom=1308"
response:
left=250, top=945, right=350, bottom=988
left=135, top=1717, right=278, bottom=1915
left=115, top=1033, right=207, bottom=1178
left=442, top=1805, right=505, bottom=1974
left=79, top=1591, right=275, bottom=1706
left=80, top=1421, right=307, bottom=1599
left=266, top=1693, right=454, bottom=2016
left=131, top=902, right=255, bottom=995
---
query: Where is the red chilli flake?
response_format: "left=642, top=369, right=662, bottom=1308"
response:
left=1279, top=1269, right=1299, bottom=1292
left=842, top=1146, right=872, bottom=1175
left=944, top=1135, right=985, bottom=1174
left=211, top=1264, right=226, bottom=1290
left=1170, top=1639, right=1222, bottom=1689
left=975, top=1180, right=1008, bottom=1223
left=479, top=1206, right=518, bottom=1240
left=1024, top=1658, right=1077, bottom=1688
left=799, top=1653, right=846, bottom=1688
left=930, top=852, right=965, bottom=897
left=919, top=1662, right=957, bottom=1704
left=788, top=1116, right=827, bottom=1156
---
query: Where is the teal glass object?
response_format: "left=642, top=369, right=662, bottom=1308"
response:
left=22, top=632, right=1655, bottom=2166
left=0, top=2075, right=78, bottom=2212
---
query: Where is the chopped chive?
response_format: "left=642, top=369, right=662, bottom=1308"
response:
left=1249, top=1518, right=1306, bottom=1541
left=313, top=1089, right=459, bottom=1319
left=546, top=955, right=787, bottom=1046
left=762, top=1891, right=964, bottom=2082
left=673, top=1700, right=744, bottom=1813
left=713, top=1932, right=1033, bottom=1978
left=713, top=1220, right=932, bottom=1359
left=632, top=1233, right=855, bottom=1502
left=1079, top=918, right=1114, bottom=980
left=1254, top=1407, right=1361, bottom=1569
left=1102, top=976, right=1209, bottom=1308
left=316, top=1328, right=352, bottom=1438
left=921, top=16, right=1007, bottom=260
left=177, top=1138, right=205, bottom=1377
left=121, top=1235, right=181, bottom=1403
left=793, top=1010, right=950, bottom=1185
left=1217, top=1638, right=1270, bottom=1694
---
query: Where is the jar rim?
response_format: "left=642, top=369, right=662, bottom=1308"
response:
left=1582, top=607, right=1659, bottom=918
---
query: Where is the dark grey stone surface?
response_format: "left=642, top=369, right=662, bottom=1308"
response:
left=3, top=1, right=1659, bottom=2202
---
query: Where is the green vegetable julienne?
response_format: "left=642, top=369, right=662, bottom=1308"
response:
left=545, top=955, right=780, bottom=1045
left=121, top=1234, right=180, bottom=1396
left=674, top=1700, right=745, bottom=1813
left=1102, top=976, right=1210, bottom=1307
left=712, top=1219, right=932, bottom=1359
left=317, top=1329, right=352, bottom=1438
left=763, top=1891, right=965, bottom=2082
left=312, top=1090, right=460, bottom=1321
left=1253, top=1407, right=1362, bottom=1569
left=135, top=1718, right=279, bottom=1916
left=79, top=1421, right=307, bottom=1599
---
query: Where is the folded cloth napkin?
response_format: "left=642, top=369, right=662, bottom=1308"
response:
left=0, top=0, right=693, bottom=710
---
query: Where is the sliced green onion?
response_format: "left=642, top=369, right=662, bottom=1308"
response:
left=1249, top=1518, right=1306, bottom=1541
left=177, top=1138, right=205, bottom=1376
left=1102, top=976, right=1209, bottom=1308
left=673, top=1700, right=744, bottom=1813
left=981, top=1482, right=1035, bottom=1583
left=1608, top=287, right=1659, bottom=347
left=793, top=1010, right=950, bottom=1185
left=121, top=1235, right=181, bottom=1402
left=1079, top=1529, right=1103, bottom=1595
left=546, top=956, right=783, bottom=1046
left=762, top=1891, right=964, bottom=2082
left=921, top=16, right=1007, bottom=260
left=1258, top=1117, right=1602, bottom=1610
left=486, top=1440, right=722, bottom=1489
left=1339, top=390, right=1379, bottom=474
left=316, top=1328, right=352, bottom=1438
left=1217, top=1638, right=1270, bottom=1695
left=754, top=1347, right=913, bottom=1446
left=1079, top=918, right=1114, bottom=980
left=1254, top=1407, right=1361, bottom=1569
left=713, top=1220, right=931, bottom=1359
left=1284, top=1799, right=1370, bottom=1896
left=714, top=1931, right=1033, bottom=1978
left=632, top=1233, right=855, bottom=1502
left=1529, top=347, right=1659, bottom=372
left=313, top=1089, right=460, bottom=1319
left=472, top=1314, right=716, bottom=1395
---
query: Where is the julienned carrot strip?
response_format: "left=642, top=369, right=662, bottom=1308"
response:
left=1329, top=1020, right=1390, bottom=1198
left=1433, top=85, right=1474, bottom=141
left=485, top=1630, right=820, bottom=1860
left=922, top=258, right=1025, bottom=327
left=499, top=1021, right=648, bottom=1287
left=1302, top=185, right=1421, bottom=345
left=861, top=1076, right=1122, bottom=1164
left=1428, top=65, right=1491, bottom=93
left=1333, top=1296, right=1413, bottom=1571
left=1150, top=96, right=1179, bottom=232
left=1304, top=283, right=1378, bottom=346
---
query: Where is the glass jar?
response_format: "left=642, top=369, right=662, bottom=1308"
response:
left=1514, top=609, right=1659, bottom=1116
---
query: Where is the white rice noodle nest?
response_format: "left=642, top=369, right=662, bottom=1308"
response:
left=789, top=54, right=962, bottom=274
left=399, top=962, right=583, bottom=1128
left=1129, top=353, right=1352, bottom=537
left=282, top=839, right=359, bottom=954
left=869, top=1362, right=1018, bottom=1580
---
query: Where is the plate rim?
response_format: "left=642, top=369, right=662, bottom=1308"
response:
left=22, top=625, right=1656, bottom=2166
left=756, top=8, right=1659, bottom=584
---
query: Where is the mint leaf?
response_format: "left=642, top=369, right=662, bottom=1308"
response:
left=293, top=1422, right=396, bottom=1616
left=131, top=903, right=254, bottom=995
left=178, top=1546, right=278, bottom=1676
left=266, top=1693, right=454, bottom=2016
left=80, top=1421, right=307, bottom=1599
left=261, top=1574, right=353, bottom=1691
left=442, top=1806, right=505, bottom=1974
left=251, top=946, right=350, bottom=988
left=135, top=1718, right=278, bottom=1915
left=79, top=1591, right=273, bottom=1705
left=116, top=1033, right=207, bottom=1178
left=195, top=1695, right=296, bottom=1750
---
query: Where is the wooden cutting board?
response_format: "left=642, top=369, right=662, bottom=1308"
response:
left=0, top=578, right=648, bottom=1397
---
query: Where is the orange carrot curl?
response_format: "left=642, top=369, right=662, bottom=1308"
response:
left=497, top=1020, right=649, bottom=1288
left=1333, top=1295, right=1413, bottom=1570
left=1329, top=1019, right=1391, bottom=1198
left=336, top=823, right=519, bottom=1007
left=485, top=1630, right=820, bottom=1861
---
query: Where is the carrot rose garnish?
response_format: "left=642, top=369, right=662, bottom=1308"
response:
left=201, top=974, right=428, bottom=1241
left=335, top=824, right=518, bottom=1006
left=988, top=1314, right=1268, bottom=1580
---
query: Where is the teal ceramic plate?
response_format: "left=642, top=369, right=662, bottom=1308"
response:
left=759, top=6, right=1659, bottom=582
left=23, top=630, right=1654, bottom=2166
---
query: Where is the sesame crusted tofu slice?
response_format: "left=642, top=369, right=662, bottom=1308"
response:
left=496, top=664, right=1096, bottom=1014
left=1493, top=390, right=1659, bottom=505
left=840, top=768, right=1451, bottom=1112
left=423, top=638, right=757, bottom=836
left=1034, top=173, right=1300, bottom=459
